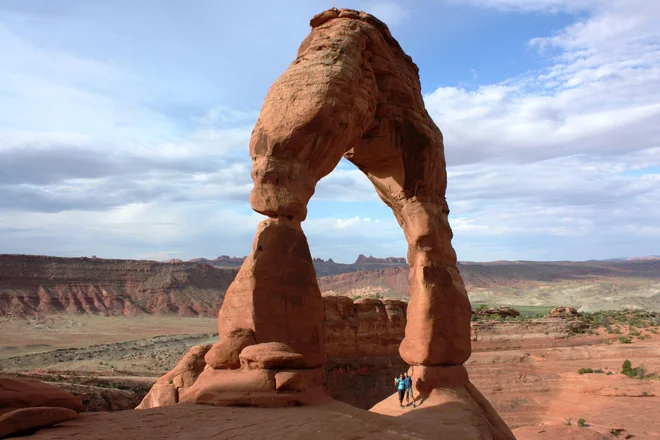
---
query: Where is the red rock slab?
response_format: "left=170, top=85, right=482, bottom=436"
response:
left=0, top=407, right=78, bottom=439
left=26, top=401, right=509, bottom=440
left=0, top=376, right=84, bottom=414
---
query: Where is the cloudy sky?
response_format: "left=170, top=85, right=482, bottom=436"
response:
left=1, top=0, right=659, bottom=263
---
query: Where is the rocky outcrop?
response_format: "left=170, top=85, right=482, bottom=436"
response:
left=0, top=376, right=84, bottom=415
left=0, top=407, right=78, bottom=439
left=138, top=296, right=407, bottom=409
left=189, top=256, right=246, bottom=267
left=0, top=255, right=237, bottom=318
left=354, top=255, right=406, bottom=265
left=473, top=306, right=521, bottom=319
left=323, top=295, right=406, bottom=357
left=549, top=306, right=581, bottom=318
left=318, top=267, right=409, bottom=299
left=136, top=344, right=211, bottom=409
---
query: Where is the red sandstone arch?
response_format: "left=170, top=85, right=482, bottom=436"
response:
left=220, top=8, right=471, bottom=368
left=138, top=10, right=515, bottom=438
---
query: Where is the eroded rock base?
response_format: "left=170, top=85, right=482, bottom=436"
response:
left=178, top=367, right=328, bottom=408
left=370, top=366, right=515, bottom=440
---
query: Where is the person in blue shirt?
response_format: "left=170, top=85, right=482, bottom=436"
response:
left=404, top=369, right=416, bottom=407
left=394, top=373, right=406, bottom=408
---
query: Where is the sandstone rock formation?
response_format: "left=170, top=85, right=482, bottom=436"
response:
left=0, top=376, right=84, bottom=415
left=549, top=306, right=581, bottom=318
left=246, top=7, right=472, bottom=368
left=138, top=8, right=512, bottom=438
left=138, top=297, right=409, bottom=409
left=136, top=344, right=211, bottom=409
left=0, top=407, right=78, bottom=439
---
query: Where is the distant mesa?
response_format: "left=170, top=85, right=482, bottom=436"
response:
left=354, top=254, right=406, bottom=265
left=189, top=256, right=246, bottom=267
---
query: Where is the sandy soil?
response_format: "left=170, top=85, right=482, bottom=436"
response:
left=469, top=332, right=660, bottom=438
left=0, top=316, right=216, bottom=358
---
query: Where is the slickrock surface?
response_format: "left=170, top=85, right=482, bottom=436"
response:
left=0, top=407, right=78, bottom=439
left=22, top=401, right=509, bottom=440
left=0, top=376, right=84, bottom=414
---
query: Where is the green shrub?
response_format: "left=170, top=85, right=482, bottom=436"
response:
left=578, top=418, right=589, bottom=427
left=621, top=359, right=647, bottom=379
left=622, top=360, right=633, bottom=376
left=618, top=336, right=632, bottom=344
left=578, top=368, right=593, bottom=375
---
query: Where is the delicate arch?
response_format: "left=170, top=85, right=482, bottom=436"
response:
left=219, top=8, right=471, bottom=368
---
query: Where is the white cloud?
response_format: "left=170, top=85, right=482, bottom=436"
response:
left=429, top=0, right=660, bottom=260
left=1, top=0, right=659, bottom=262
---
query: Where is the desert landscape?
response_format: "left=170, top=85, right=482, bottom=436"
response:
left=2, top=255, right=660, bottom=438
left=2, top=2, right=660, bottom=440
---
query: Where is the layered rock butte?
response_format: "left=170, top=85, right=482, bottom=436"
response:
left=138, top=8, right=513, bottom=439
left=0, top=254, right=237, bottom=318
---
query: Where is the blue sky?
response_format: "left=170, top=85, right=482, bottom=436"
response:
left=1, top=0, right=659, bottom=263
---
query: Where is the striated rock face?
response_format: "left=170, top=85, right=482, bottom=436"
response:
left=0, top=255, right=237, bottom=318
left=319, top=267, right=409, bottom=299
left=323, top=295, right=406, bottom=357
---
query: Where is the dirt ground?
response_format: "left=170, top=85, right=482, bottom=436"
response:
left=469, top=333, right=660, bottom=437
left=0, top=315, right=217, bottom=359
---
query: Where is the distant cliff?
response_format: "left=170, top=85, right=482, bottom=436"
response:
left=190, top=254, right=408, bottom=277
left=0, top=255, right=237, bottom=318
left=354, top=254, right=406, bottom=265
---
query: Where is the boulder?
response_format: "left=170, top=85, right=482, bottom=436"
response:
left=0, top=407, right=78, bottom=439
left=204, top=328, right=256, bottom=369
left=239, top=343, right=304, bottom=370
